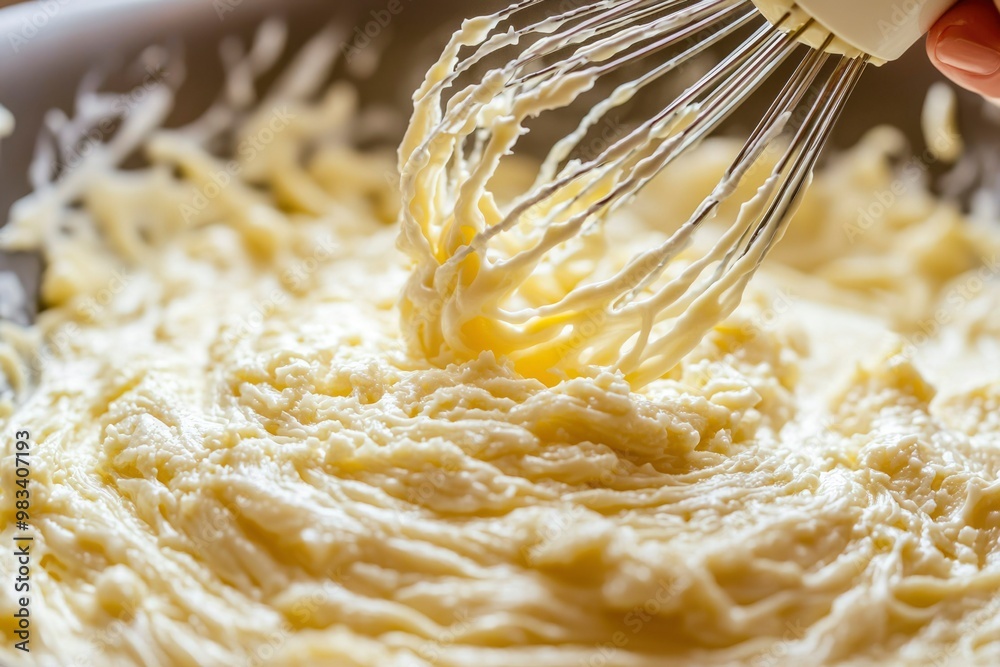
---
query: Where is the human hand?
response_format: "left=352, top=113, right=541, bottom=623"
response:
left=927, top=0, right=1000, bottom=103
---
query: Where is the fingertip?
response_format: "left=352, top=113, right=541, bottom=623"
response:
left=927, top=0, right=1000, bottom=100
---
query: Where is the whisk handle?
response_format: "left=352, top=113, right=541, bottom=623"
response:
left=795, top=0, right=956, bottom=61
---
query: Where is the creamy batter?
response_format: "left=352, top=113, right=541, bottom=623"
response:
left=398, top=5, right=818, bottom=389
left=2, top=15, right=1000, bottom=667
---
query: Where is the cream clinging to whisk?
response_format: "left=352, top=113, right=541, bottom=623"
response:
left=753, top=0, right=954, bottom=62
left=398, top=0, right=956, bottom=387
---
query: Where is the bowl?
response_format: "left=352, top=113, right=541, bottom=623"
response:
left=0, top=0, right=996, bottom=321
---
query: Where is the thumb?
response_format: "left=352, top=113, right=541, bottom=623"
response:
left=927, top=0, right=1000, bottom=102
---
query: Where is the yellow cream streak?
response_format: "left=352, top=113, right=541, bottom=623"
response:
left=396, top=5, right=850, bottom=390
left=2, top=21, right=1000, bottom=667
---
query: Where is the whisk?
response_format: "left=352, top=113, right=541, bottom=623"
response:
left=398, top=0, right=955, bottom=388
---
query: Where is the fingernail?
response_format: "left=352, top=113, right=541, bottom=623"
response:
left=936, top=26, right=1000, bottom=76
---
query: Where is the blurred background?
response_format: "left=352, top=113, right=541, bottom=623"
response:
left=1, top=0, right=997, bottom=325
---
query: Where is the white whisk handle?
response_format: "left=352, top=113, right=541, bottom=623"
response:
left=795, top=0, right=956, bottom=61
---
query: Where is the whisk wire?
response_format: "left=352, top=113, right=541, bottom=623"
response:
left=729, top=28, right=831, bottom=169
left=512, top=15, right=806, bottom=289
left=462, top=3, right=761, bottom=259
left=493, top=14, right=785, bottom=263
left=399, top=0, right=875, bottom=387
left=749, top=55, right=869, bottom=256
left=535, top=0, right=744, bottom=81
left=529, top=3, right=758, bottom=191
